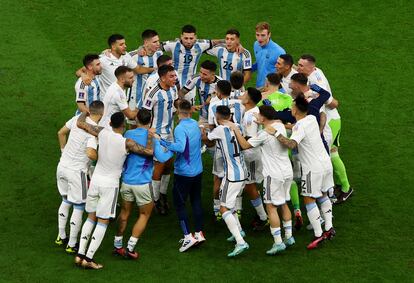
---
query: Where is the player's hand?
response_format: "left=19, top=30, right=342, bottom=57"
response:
left=222, top=120, right=237, bottom=131
left=138, top=47, right=147, bottom=57
left=235, top=44, right=245, bottom=54
left=81, top=73, right=92, bottom=85
left=264, top=125, right=277, bottom=135
left=192, top=105, right=203, bottom=112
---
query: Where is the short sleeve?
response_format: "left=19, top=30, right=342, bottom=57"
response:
left=65, top=116, right=77, bottom=130
left=142, top=93, right=156, bottom=110
left=242, top=50, right=252, bottom=70
left=161, top=40, right=177, bottom=52
left=197, top=39, right=212, bottom=51
left=115, top=91, right=129, bottom=111
left=290, top=122, right=306, bottom=144
left=75, top=81, right=87, bottom=102
left=208, top=104, right=216, bottom=125
left=206, top=46, right=220, bottom=57
left=184, top=76, right=197, bottom=91
left=247, top=131, right=267, bottom=147
left=86, top=137, right=98, bottom=150
left=207, top=126, right=222, bottom=141
left=244, top=112, right=259, bottom=137
left=125, top=54, right=138, bottom=69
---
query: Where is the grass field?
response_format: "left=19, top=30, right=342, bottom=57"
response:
left=1, top=0, right=414, bottom=281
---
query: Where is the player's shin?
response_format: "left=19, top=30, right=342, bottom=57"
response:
left=68, top=204, right=84, bottom=247
left=86, top=221, right=108, bottom=260
left=78, top=217, right=96, bottom=256
left=222, top=210, right=245, bottom=245
left=305, top=201, right=323, bottom=237
left=317, top=196, right=333, bottom=231
left=58, top=200, right=72, bottom=239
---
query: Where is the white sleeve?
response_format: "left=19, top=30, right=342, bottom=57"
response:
left=197, top=39, right=212, bottom=51
left=114, top=92, right=129, bottom=111
left=125, top=54, right=138, bottom=69
left=247, top=131, right=267, bottom=147
left=65, top=116, right=77, bottom=130
left=290, top=122, right=306, bottom=144
left=207, top=126, right=222, bottom=141
left=208, top=104, right=215, bottom=125
left=184, top=76, right=197, bottom=91
left=86, top=136, right=98, bottom=150
left=75, top=80, right=86, bottom=102
left=142, top=93, right=156, bottom=110
left=162, top=40, right=177, bottom=52
left=242, top=50, right=252, bottom=70
left=206, top=46, right=220, bottom=57
left=244, top=113, right=258, bottom=137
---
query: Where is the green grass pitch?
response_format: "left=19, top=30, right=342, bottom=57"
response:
left=1, top=0, right=413, bottom=281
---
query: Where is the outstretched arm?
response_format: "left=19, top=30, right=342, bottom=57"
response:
left=76, top=112, right=104, bottom=137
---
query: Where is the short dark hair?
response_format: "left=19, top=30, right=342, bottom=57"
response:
left=230, top=71, right=244, bottom=90
left=216, top=105, right=231, bottom=119
left=279, top=54, right=294, bottom=67
left=141, top=29, right=158, bottom=40
left=259, top=105, right=278, bottom=120
left=110, top=112, right=125, bottom=128
left=216, top=80, right=232, bottom=96
left=291, top=73, right=308, bottom=85
left=294, top=93, right=309, bottom=113
left=200, top=60, right=217, bottom=72
left=157, top=55, right=172, bottom=67
left=89, top=100, right=104, bottom=115
left=247, top=87, right=262, bottom=105
left=178, top=99, right=192, bottom=112
left=108, top=34, right=124, bottom=47
left=266, top=73, right=281, bottom=86
left=300, top=54, right=316, bottom=63
left=114, top=66, right=133, bottom=78
left=158, top=64, right=175, bottom=77
left=83, top=54, right=100, bottom=67
left=137, top=108, right=152, bottom=125
left=226, top=28, right=240, bottom=38
left=182, top=24, right=196, bottom=34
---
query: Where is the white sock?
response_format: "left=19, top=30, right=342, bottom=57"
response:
left=152, top=180, right=161, bottom=201
left=223, top=211, right=245, bottom=245
left=58, top=200, right=72, bottom=239
left=67, top=206, right=84, bottom=247
left=282, top=220, right=293, bottom=239
left=127, top=236, right=139, bottom=252
left=270, top=227, right=282, bottom=244
left=235, top=196, right=243, bottom=211
left=213, top=199, right=220, bottom=215
left=160, top=174, right=170, bottom=195
left=306, top=203, right=323, bottom=237
left=251, top=197, right=267, bottom=221
left=114, top=235, right=123, bottom=249
left=86, top=222, right=108, bottom=259
left=318, top=196, right=333, bottom=231
left=78, top=218, right=95, bottom=255
left=232, top=210, right=242, bottom=232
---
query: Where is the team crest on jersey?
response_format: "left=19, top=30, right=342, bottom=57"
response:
left=245, top=60, right=251, bottom=67
left=78, top=92, right=85, bottom=99
left=145, top=100, right=152, bottom=107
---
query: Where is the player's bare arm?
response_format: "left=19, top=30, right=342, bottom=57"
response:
left=57, top=125, right=70, bottom=151
left=327, top=97, right=339, bottom=109
left=319, top=112, right=327, bottom=134
left=125, top=138, right=153, bottom=156
left=122, top=108, right=138, bottom=120
left=264, top=125, right=298, bottom=149
left=178, top=88, right=189, bottom=99
left=86, top=148, right=98, bottom=161
left=76, top=102, right=90, bottom=114
left=76, top=112, right=104, bottom=137
left=133, top=65, right=154, bottom=75
left=243, top=70, right=252, bottom=84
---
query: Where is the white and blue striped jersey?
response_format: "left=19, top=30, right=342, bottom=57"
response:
left=207, top=46, right=252, bottom=81
left=208, top=97, right=245, bottom=127
left=162, top=39, right=212, bottom=86
left=128, top=50, right=163, bottom=110
left=142, top=84, right=178, bottom=135
left=143, top=70, right=180, bottom=99
left=208, top=125, right=247, bottom=182
left=230, top=88, right=245, bottom=99
left=184, top=75, right=222, bottom=119
left=75, top=77, right=101, bottom=114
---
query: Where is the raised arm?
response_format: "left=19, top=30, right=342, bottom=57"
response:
left=76, top=112, right=104, bottom=137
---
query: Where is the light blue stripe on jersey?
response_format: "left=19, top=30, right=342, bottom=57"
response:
left=94, top=78, right=100, bottom=101
left=217, top=48, right=224, bottom=78
left=136, top=56, right=144, bottom=108
left=173, top=43, right=180, bottom=71
left=194, top=44, right=202, bottom=75
left=201, top=83, right=210, bottom=116
left=236, top=53, right=243, bottom=72
left=166, top=89, right=173, bottom=134
left=224, top=127, right=240, bottom=180
left=225, top=52, right=234, bottom=81
left=156, top=92, right=164, bottom=134
left=234, top=103, right=241, bottom=124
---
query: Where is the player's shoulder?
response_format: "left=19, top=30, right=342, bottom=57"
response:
left=147, top=84, right=161, bottom=98
left=242, top=48, right=251, bottom=57
left=196, top=39, right=210, bottom=44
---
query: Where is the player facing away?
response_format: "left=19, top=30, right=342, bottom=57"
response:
left=207, top=28, right=252, bottom=83
left=76, top=34, right=154, bottom=99
left=238, top=88, right=269, bottom=231
left=75, top=54, right=102, bottom=114
left=158, top=100, right=205, bottom=252
left=113, top=109, right=173, bottom=259
left=178, top=60, right=222, bottom=123
left=55, top=101, right=103, bottom=253
left=74, top=112, right=154, bottom=269
left=224, top=105, right=295, bottom=255
left=127, top=29, right=163, bottom=113
left=99, top=66, right=138, bottom=128
left=265, top=95, right=336, bottom=250
left=202, top=106, right=249, bottom=257
left=230, top=71, right=245, bottom=99
left=142, top=65, right=179, bottom=215
left=297, top=54, right=353, bottom=203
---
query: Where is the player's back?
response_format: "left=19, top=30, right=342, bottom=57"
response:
left=100, top=82, right=127, bottom=127
left=293, top=115, right=331, bottom=172
left=122, top=128, right=154, bottom=185
left=59, top=115, right=97, bottom=171
left=92, top=128, right=127, bottom=186
left=209, top=97, right=245, bottom=126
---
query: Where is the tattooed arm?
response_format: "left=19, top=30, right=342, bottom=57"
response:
left=76, top=112, right=104, bottom=137
left=264, top=125, right=298, bottom=149
left=125, top=138, right=153, bottom=156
